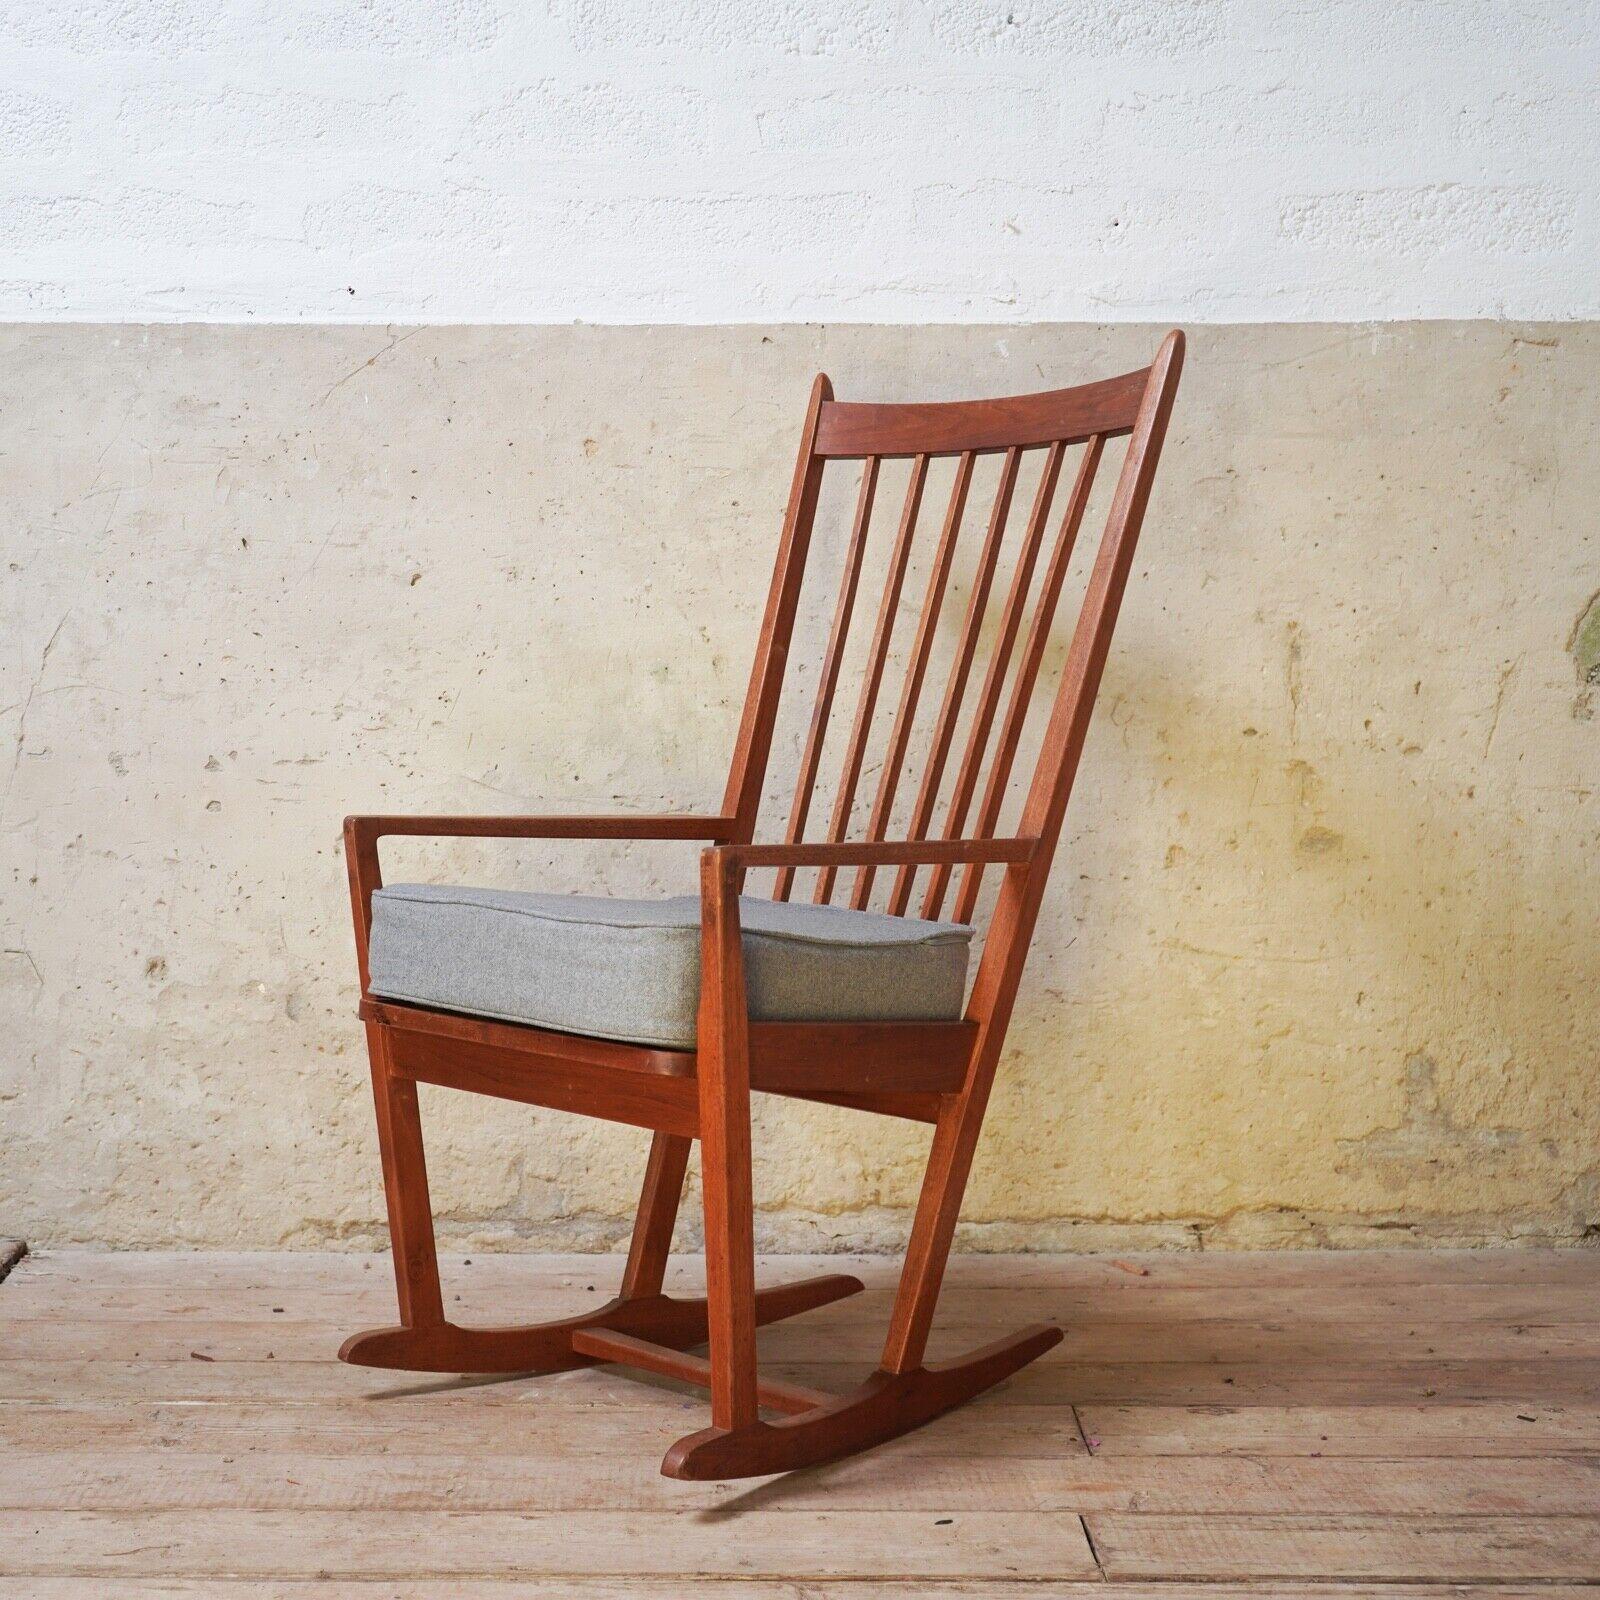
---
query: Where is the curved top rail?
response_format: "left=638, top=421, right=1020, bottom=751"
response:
left=813, top=363, right=1149, bottom=459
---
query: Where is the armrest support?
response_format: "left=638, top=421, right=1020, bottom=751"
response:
left=691, top=835, right=1038, bottom=1071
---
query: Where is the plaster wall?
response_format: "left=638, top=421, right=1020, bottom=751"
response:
left=1, top=321, right=1595, bottom=1251
left=2, top=0, right=1597, bottom=322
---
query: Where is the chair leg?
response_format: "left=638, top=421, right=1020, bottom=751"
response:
left=695, top=856, right=761, bottom=1431
left=365, top=1021, right=446, bottom=1331
left=880, top=1094, right=987, bottom=1374
left=620, top=1132, right=691, bottom=1300
left=698, top=1083, right=759, bottom=1430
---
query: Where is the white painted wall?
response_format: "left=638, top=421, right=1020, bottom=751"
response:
left=3, top=0, right=1597, bottom=323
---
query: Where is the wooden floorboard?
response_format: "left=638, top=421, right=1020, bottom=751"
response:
left=6, top=1355, right=1596, bottom=1406
left=3, top=1449, right=1595, bottom=1514
left=9, top=1317, right=1599, bottom=1364
left=1086, top=1514, right=1600, bottom=1582
left=1080, top=1399, right=1600, bottom=1456
left=5, top=1587, right=1599, bottom=1600
left=2, top=1248, right=1598, bottom=1589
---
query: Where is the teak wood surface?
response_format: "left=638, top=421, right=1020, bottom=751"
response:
left=338, top=333, right=1188, bottom=1479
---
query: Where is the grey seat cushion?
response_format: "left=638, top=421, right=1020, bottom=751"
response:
left=367, top=884, right=973, bottom=1050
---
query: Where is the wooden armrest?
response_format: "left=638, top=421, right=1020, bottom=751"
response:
left=343, top=812, right=738, bottom=992
left=709, top=836, right=1039, bottom=871
left=346, top=813, right=738, bottom=844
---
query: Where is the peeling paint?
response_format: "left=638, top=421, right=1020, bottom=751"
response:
left=1569, top=588, right=1600, bottom=684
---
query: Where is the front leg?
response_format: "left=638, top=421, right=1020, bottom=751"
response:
left=365, top=1020, right=446, bottom=1333
left=693, top=848, right=760, bottom=1431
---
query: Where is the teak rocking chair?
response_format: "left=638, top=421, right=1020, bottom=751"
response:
left=340, top=331, right=1185, bottom=1480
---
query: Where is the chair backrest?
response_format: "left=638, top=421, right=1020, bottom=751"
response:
left=721, top=332, right=1185, bottom=938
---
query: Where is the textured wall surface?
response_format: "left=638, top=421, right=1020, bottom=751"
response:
left=3, top=0, right=1597, bottom=321
left=1, top=321, right=1596, bottom=1251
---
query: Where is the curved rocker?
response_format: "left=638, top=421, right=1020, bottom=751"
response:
left=660, top=1321, right=1063, bottom=1480
left=339, top=1271, right=863, bottom=1375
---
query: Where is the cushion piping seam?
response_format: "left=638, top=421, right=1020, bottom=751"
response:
left=372, top=890, right=972, bottom=948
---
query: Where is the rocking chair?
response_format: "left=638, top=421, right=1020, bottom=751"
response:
left=339, top=331, right=1185, bottom=1479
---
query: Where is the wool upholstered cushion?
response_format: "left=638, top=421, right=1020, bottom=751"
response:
left=366, top=883, right=973, bottom=1050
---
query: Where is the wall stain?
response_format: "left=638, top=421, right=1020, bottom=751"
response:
left=1338, top=1053, right=1522, bottom=1194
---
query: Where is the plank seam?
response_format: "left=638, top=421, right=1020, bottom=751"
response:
left=1079, top=1512, right=1107, bottom=1579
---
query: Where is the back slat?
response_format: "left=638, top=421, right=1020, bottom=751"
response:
left=848, top=452, right=975, bottom=910
left=887, top=446, right=1021, bottom=916
left=920, top=440, right=1065, bottom=920
left=813, top=455, right=929, bottom=904
left=951, top=434, right=1105, bottom=923
left=773, top=456, right=879, bottom=901
left=814, top=366, right=1147, bottom=458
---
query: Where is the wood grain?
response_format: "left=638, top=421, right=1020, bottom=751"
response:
left=814, top=365, right=1149, bottom=456
left=1085, top=1513, right=1600, bottom=1581
left=0, top=1509, right=1101, bottom=1580
left=5, top=1585, right=1597, bottom=1600
left=5, top=1449, right=1592, bottom=1515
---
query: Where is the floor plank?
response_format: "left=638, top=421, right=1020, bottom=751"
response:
left=9, top=1585, right=1597, bottom=1600
left=15, top=1247, right=1599, bottom=1289
left=5, top=1354, right=1595, bottom=1404
left=4, top=1448, right=1594, bottom=1514
left=9, top=1395, right=1596, bottom=1460
left=11, top=1276, right=1600, bottom=1326
left=0, top=1510, right=1101, bottom=1580
left=0, top=1399, right=1088, bottom=1460
left=1087, top=1513, right=1600, bottom=1581
left=7, top=1312, right=1598, bottom=1362
left=1080, top=1400, right=1600, bottom=1456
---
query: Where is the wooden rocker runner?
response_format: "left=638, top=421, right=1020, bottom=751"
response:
left=339, top=332, right=1185, bottom=1479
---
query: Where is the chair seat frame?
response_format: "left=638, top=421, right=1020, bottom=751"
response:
left=338, top=333, right=1185, bottom=1480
